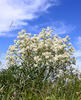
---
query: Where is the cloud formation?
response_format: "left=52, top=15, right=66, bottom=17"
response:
left=74, top=36, right=81, bottom=71
left=77, top=36, right=81, bottom=45
left=0, top=0, right=58, bottom=37
left=53, top=22, right=75, bottom=35
left=26, top=21, right=75, bottom=35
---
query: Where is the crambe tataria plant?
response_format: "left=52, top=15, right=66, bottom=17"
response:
left=6, top=27, right=76, bottom=79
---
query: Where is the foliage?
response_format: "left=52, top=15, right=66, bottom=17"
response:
left=0, top=65, right=81, bottom=100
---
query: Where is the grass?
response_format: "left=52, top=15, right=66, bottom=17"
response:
left=0, top=65, right=81, bottom=100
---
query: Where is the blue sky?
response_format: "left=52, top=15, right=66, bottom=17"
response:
left=0, top=0, right=81, bottom=70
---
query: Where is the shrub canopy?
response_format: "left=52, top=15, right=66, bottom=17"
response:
left=6, top=27, right=76, bottom=79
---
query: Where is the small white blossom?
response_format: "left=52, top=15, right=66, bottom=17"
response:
left=6, top=27, right=76, bottom=69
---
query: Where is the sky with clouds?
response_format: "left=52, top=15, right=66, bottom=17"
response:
left=0, top=0, right=81, bottom=70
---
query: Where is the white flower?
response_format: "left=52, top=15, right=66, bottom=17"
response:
left=14, top=40, right=17, bottom=43
left=34, top=56, right=39, bottom=61
left=47, top=27, right=50, bottom=30
left=68, top=43, right=72, bottom=46
left=59, top=69, right=63, bottom=77
left=45, top=55, right=49, bottom=59
left=18, top=48, right=25, bottom=54
left=6, top=27, right=75, bottom=68
left=17, top=35, right=25, bottom=39
left=63, top=38, right=68, bottom=42
left=9, top=45, right=16, bottom=51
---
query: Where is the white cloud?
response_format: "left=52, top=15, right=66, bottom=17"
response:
left=77, top=36, right=81, bottom=45
left=0, top=53, right=7, bottom=70
left=74, top=37, right=81, bottom=71
left=26, top=21, right=75, bottom=35
left=74, top=50, right=81, bottom=71
left=0, top=0, right=59, bottom=37
left=76, top=59, right=81, bottom=71
left=51, top=22, right=76, bottom=35
left=74, top=50, right=81, bottom=58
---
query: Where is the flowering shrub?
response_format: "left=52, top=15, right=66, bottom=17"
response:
left=0, top=27, right=81, bottom=100
left=6, top=27, right=76, bottom=79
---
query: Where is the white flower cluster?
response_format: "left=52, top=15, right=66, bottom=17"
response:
left=6, top=27, right=76, bottom=68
